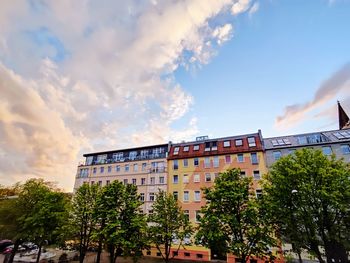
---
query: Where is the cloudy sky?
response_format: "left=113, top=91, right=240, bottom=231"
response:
left=0, top=0, right=350, bottom=191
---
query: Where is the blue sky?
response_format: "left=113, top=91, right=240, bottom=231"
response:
left=0, top=0, right=350, bottom=190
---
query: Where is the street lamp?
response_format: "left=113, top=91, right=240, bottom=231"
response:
left=291, top=189, right=302, bottom=263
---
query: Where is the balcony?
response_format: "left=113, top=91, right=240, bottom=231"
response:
left=88, top=153, right=167, bottom=165
left=149, top=167, right=166, bottom=173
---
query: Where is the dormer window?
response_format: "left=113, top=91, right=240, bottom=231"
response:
left=183, top=146, right=189, bottom=152
left=193, top=145, right=199, bottom=151
left=205, top=142, right=210, bottom=151
left=211, top=141, right=218, bottom=151
left=235, top=139, right=243, bottom=146
left=173, top=147, right=180, bottom=155
left=248, top=137, right=256, bottom=147
left=223, top=141, right=231, bottom=147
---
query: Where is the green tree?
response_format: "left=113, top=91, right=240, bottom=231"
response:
left=147, top=190, right=193, bottom=263
left=70, top=183, right=100, bottom=263
left=196, top=168, right=276, bottom=263
left=263, top=149, right=350, bottom=263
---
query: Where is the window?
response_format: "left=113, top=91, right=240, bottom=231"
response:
left=183, top=159, right=188, bottom=167
left=184, top=210, right=189, bottom=220
left=91, top=181, right=95, bottom=185
left=113, top=152, right=123, bottom=161
left=196, top=254, right=203, bottom=259
left=341, top=144, right=350, bottom=154
left=183, top=146, right=189, bottom=152
left=273, top=151, right=282, bottom=160
left=98, top=181, right=102, bottom=186
left=173, top=160, right=178, bottom=170
left=213, top=156, right=219, bottom=167
left=132, top=178, right=137, bottom=185
left=204, top=157, right=210, bottom=168
left=123, top=179, right=128, bottom=185
left=108, top=166, right=112, bottom=173
left=146, top=251, right=151, bottom=256
left=240, top=170, right=246, bottom=177
left=173, top=175, right=179, bottom=184
left=288, top=149, right=296, bottom=155
left=194, top=157, right=199, bottom=166
left=97, top=154, right=107, bottom=164
left=141, top=178, right=146, bottom=185
left=251, top=153, right=258, bottom=164
left=106, top=180, right=110, bottom=186
left=194, top=191, right=201, bottom=201
left=205, top=173, right=211, bottom=182
left=93, top=167, right=97, bottom=174
left=115, top=165, right=120, bottom=172
left=173, top=147, right=180, bottom=155
left=225, top=155, right=231, bottom=163
left=150, top=177, right=155, bottom=185
left=159, top=176, right=165, bottom=184
left=256, top=189, right=263, bottom=199
left=271, top=138, right=291, bottom=146
left=140, top=150, right=148, bottom=159
left=129, top=151, right=137, bottom=160
left=184, top=252, right=190, bottom=257
left=322, top=146, right=332, bottom=156
left=183, top=174, right=189, bottom=183
left=194, top=174, right=200, bottom=183
left=237, top=154, right=244, bottom=163
left=173, top=191, right=178, bottom=200
left=253, top=170, right=261, bottom=180
left=156, top=252, right=161, bottom=257
left=223, top=140, right=231, bottom=147
left=125, top=164, right=129, bottom=172
left=133, top=163, right=138, bottom=172
left=149, top=193, right=155, bottom=201
left=173, top=252, right=178, bottom=257
left=183, top=191, right=189, bottom=202
left=195, top=210, right=201, bottom=222
left=211, top=141, right=218, bottom=150
left=235, top=139, right=243, bottom=146
left=193, top=145, right=200, bottom=151
left=86, top=156, right=93, bottom=165
left=100, top=167, right=104, bottom=173
left=142, top=163, right=147, bottom=171
left=205, top=142, right=211, bottom=151
left=214, top=173, right=219, bottom=179
left=248, top=137, right=256, bottom=147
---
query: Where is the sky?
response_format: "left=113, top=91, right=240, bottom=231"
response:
left=0, top=0, right=350, bottom=191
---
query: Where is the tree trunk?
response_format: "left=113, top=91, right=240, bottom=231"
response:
left=7, top=239, right=20, bottom=263
left=298, top=252, right=303, bottom=263
left=95, top=238, right=103, bottom=263
left=325, top=241, right=348, bottom=263
left=109, top=244, right=115, bottom=263
left=35, top=243, right=42, bottom=263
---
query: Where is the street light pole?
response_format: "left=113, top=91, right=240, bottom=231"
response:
left=291, top=189, right=302, bottom=263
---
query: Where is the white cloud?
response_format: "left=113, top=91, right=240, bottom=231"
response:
left=0, top=0, right=255, bottom=191
left=231, top=0, right=251, bottom=15
left=249, top=2, right=260, bottom=16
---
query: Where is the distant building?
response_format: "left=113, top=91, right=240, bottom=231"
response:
left=338, top=101, right=350, bottom=129
left=74, top=144, right=168, bottom=213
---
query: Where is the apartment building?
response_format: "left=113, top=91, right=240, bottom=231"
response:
left=74, top=144, right=168, bottom=213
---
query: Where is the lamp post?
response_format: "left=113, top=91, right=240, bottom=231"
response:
left=291, top=189, right=302, bottom=263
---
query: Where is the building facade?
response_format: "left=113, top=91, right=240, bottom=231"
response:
left=74, top=144, right=169, bottom=213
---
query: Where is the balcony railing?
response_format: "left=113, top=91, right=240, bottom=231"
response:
left=87, top=153, right=167, bottom=165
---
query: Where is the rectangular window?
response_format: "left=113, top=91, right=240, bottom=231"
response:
left=149, top=193, right=155, bottom=201
left=194, top=191, right=201, bottom=201
left=273, top=151, right=282, bottom=160
left=237, top=153, right=244, bottom=163
left=194, top=174, right=200, bottom=183
left=115, top=165, right=120, bottom=172
left=125, top=164, right=129, bottom=172
left=183, top=191, right=189, bottom=202
left=183, top=174, right=189, bottom=183
left=173, top=191, right=178, bottom=200
left=100, top=167, right=104, bottom=173
left=173, top=160, right=178, bottom=170
left=204, top=157, right=210, bottom=168
left=211, top=141, right=218, bottom=151
left=184, top=210, right=189, bottom=220
left=248, top=137, right=256, bottom=147
left=194, top=157, right=199, bottom=166
left=159, top=176, right=165, bottom=184
left=184, top=252, right=190, bottom=257
left=141, top=178, right=146, bottom=185
left=256, top=189, right=263, bottom=199
left=123, top=179, right=128, bottom=185
left=106, top=180, right=110, bottom=186
left=240, top=170, right=246, bottom=177
left=193, top=145, right=200, bottom=151
left=205, top=173, right=211, bottom=182
left=195, top=210, right=201, bottom=222
left=225, top=155, right=231, bottom=163
left=140, top=150, right=149, bottom=159
left=108, top=166, right=112, bottom=173
left=183, top=159, right=188, bottom=167
left=341, top=144, right=350, bottom=154
left=235, top=139, right=243, bottom=146
left=93, top=167, right=97, bottom=174
left=213, top=156, right=219, bottom=167
left=205, top=142, right=211, bottom=151
left=253, top=170, right=261, bottom=180
left=173, top=147, right=180, bottom=155
left=288, top=149, right=296, bottom=155
left=183, top=146, right=189, bottom=152
left=223, top=140, right=231, bottom=147
left=150, top=177, right=155, bottom=185
left=322, top=146, right=332, bottom=156
left=133, top=163, right=138, bottom=172
left=251, top=153, right=258, bottom=164
left=129, top=151, right=137, bottom=160
left=140, top=193, right=145, bottom=202
left=173, top=175, right=179, bottom=184
left=142, top=163, right=147, bottom=171
left=91, top=181, right=95, bottom=185
left=132, top=178, right=137, bottom=185
left=98, top=181, right=102, bottom=186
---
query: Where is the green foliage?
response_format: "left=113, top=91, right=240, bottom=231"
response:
left=147, top=190, right=193, bottom=263
left=196, top=168, right=276, bottom=263
left=263, top=148, right=350, bottom=263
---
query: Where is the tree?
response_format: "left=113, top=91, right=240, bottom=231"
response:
left=147, top=190, right=193, bottom=263
left=70, top=183, right=100, bottom=263
left=263, top=148, right=350, bottom=263
left=196, top=168, right=276, bottom=263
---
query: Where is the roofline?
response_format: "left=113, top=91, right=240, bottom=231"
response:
left=83, top=143, right=169, bottom=157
